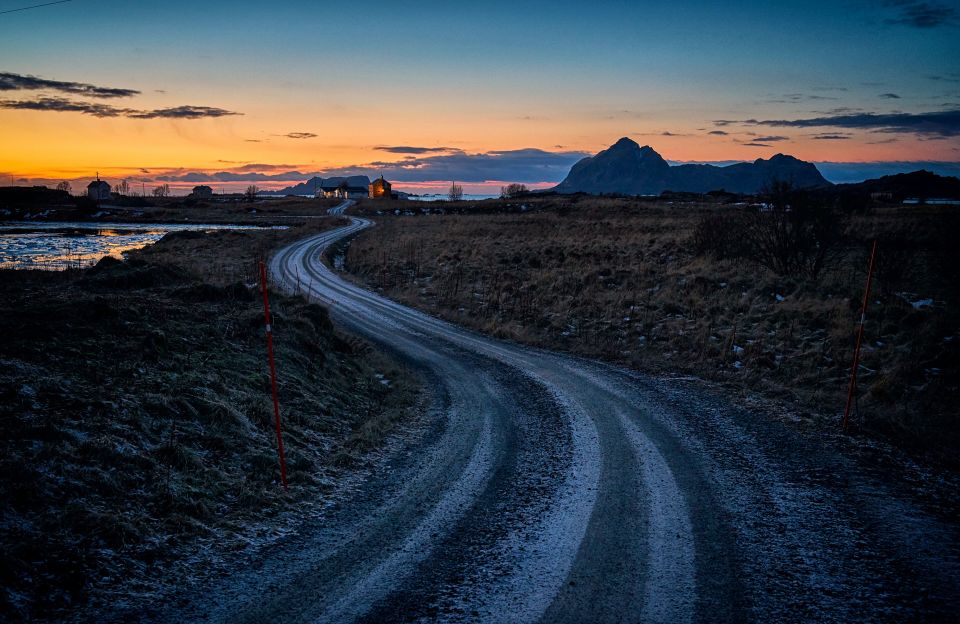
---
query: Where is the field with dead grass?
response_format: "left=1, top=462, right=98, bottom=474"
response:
left=345, top=197, right=959, bottom=463
left=0, top=220, right=418, bottom=621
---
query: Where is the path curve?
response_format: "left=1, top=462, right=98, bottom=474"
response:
left=158, top=200, right=960, bottom=623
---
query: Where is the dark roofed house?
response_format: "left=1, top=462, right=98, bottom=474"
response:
left=87, top=179, right=111, bottom=201
left=191, top=185, right=213, bottom=199
left=317, top=175, right=370, bottom=199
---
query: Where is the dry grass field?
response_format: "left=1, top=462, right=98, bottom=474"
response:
left=0, top=220, right=418, bottom=620
left=345, top=196, right=959, bottom=463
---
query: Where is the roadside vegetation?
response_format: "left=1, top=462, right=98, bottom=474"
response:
left=0, top=220, right=418, bottom=621
left=345, top=194, right=959, bottom=464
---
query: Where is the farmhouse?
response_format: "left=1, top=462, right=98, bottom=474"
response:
left=191, top=185, right=214, bottom=199
left=369, top=175, right=392, bottom=199
left=317, top=175, right=370, bottom=199
left=87, top=179, right=111, bottom=201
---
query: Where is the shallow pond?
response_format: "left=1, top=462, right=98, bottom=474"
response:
left=0, top=221, right=282, bottom=270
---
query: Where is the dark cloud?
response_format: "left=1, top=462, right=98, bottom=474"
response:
left=129, top=105, right=239, bottom=119
left=0, top=97, right=133, bottom=117
left=812, top=134, right=852, bottom=140
left=0, top=96, right=240, bottom=119
left=356, top=148, right=588, bottom=183
left=884, top=1, right=957, bottom=28
left=283, top=132, right=317, bottom=139
left=155, top=148, right=588, bottom=186
left=751, top=135, right=790, bottom=142
left=781, top=93, right=838, bottom=102
left=741, top=142, right=772, bottom=147
left=879, top=93, right=901, bottom=99
left=636, top=130, right=691, bottom=137
left=0, top=71, right=139, bottom=98
left=741, top=109, right=960, bottom=137
left=374, top=145, right=457, bottom=154
left=156, top=170, right=312, bottom=183
left=707, top=130, right=729, bottom=135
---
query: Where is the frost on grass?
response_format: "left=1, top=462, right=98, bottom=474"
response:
left=0, top=228, right=417, bottom=621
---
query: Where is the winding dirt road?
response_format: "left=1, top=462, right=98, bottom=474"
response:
left=161, top=201, right=959, bottom=623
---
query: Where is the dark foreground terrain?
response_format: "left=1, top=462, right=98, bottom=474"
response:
left=347, top=195, right=960, bottom=465
left=0, top=221, right=418, bottom=621
left=145, top=215, right=959, bottom=622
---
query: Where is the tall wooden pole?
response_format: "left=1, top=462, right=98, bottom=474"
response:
left=842, top=240, right=878, bottom=433
left=259, top=260, right=289, bottom=488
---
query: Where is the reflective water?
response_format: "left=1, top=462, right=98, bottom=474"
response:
left=0, top=222, right=280, bottom=270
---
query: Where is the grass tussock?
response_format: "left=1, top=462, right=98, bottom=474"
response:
left=345, top=198, right=959, bottom=463
left=0, top=222, right=416, bottom=621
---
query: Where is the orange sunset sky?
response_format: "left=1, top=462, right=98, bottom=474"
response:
left=2, top=0, right=958, bottom=193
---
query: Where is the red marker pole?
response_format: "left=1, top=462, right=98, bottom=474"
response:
left=259, top=260, right=288, bottom=488
left=841, top=240, right=878, bottom=433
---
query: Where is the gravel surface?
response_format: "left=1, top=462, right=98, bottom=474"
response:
left=155, top=202, right=960, bottom=623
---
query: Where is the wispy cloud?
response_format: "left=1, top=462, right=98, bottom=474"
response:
left=750, top=135, right=790, bottom=142
left=811, top=134, right=852, bottom=140
left=0, top=71, right=139, bottom=98
left=884, top=1, right=958, bottom=28
left=130, top=105, right=239, bottom=119
left=879, top=92, right=902, bottom=99
left=767, top=93, right=839, bottom=103
left=374, top=145, right=458, bottom=154
left=707, top=130, right=729, bottom=135
left=283, top=132, right=317, bottom=139
left=741, top=142, right=772, bottom=147
left=738, top=109, right=960, bottom=137
left=0, top=96, right=240, bottom=119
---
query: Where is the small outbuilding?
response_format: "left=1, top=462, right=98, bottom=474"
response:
left=369, top=175, right=392, bottom=199
left=87, top=179, right=111, bottom=201
left=191, top=185, right=213, bottom=199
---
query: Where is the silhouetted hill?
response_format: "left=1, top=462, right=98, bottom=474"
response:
left=272, top=175, right=371, bottom=196
left=834, top=170, right=960, bottom=200
left=554, top=138, right=830, bottom=195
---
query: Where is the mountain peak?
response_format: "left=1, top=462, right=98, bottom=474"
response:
left=555, top=141, right=830, bottom=195
left=764, top=153, right=800, bottom=164
left=611, top=137, right=640, bottom=150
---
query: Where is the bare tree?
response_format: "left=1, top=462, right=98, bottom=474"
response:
left=115, top=179, right=130, bottom=196
left=152, top=183, right=170, bottom=198
left=500, top=183, right=528, bottom=199
left=245, top=185, right=259, bottom=202
left=55, top=180, right=71, bottom=194
left=743, top=180, right=844, bottom=280
left=448, top=181, right=463, bottom=202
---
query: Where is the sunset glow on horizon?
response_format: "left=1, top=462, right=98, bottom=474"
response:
left=2, top=0, right=958, bottom=193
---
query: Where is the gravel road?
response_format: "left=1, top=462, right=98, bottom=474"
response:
left=156, top=201, right=959, bottom=623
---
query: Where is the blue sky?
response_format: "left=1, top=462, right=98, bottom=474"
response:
left=1, top=0, right=958, bottom=190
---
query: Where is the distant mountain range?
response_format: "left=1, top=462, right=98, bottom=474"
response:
left=270, top=175, right=370, bottom=196
left=553, top=138, right=830, bottom=195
